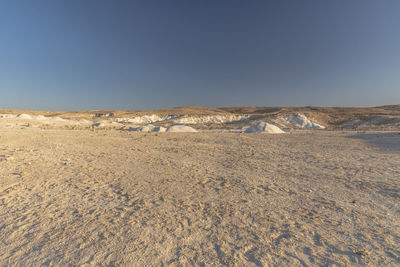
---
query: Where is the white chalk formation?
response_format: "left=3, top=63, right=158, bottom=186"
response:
left=116, top=115, right=178, bottom=124
left=166, top=125, right=198, bottom=132
left=244, top=122, right=285, bottom=134
left=283, top=114, right=325, bottom=129
left=129, top=125, right=166, bottom=132
left=175, top=115, right=248, bottom=124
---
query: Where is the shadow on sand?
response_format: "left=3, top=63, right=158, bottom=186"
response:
left=348, top=132, right=400, bottom=153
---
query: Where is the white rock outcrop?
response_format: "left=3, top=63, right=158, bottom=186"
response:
left=284, top=114, right=325, bottom=129
left=175, top=115, right=248, bottom=124
left=129, top=125, right=166, bottom=132
left=166, top=125, right=198, bottom=132
left=244, top=122, right=285, bottom=134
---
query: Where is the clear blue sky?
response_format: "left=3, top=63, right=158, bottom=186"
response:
left=1, top=0, right=399, bottom=110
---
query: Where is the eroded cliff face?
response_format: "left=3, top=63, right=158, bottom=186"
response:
left=1, top=105, right=399, bottom=131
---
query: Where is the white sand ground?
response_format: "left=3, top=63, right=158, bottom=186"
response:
left=0, top=129, right=399, bottom=266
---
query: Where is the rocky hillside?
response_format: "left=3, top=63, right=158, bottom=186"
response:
left=1, top=105, right=399, bottom=131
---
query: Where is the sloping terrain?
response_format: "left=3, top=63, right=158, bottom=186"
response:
left=1, top=105, right=399, bottom=131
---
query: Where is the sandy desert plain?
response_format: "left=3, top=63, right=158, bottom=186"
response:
left=0, top=105, right=399, bottom=266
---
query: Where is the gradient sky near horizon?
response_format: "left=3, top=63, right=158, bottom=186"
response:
left=1, top=0, right=399, bottom=110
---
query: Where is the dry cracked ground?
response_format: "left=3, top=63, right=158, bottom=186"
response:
left=0, top=129, right=399, bottom=266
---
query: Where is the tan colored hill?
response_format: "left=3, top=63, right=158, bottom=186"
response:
left=0, top=105, right=399, bottom=130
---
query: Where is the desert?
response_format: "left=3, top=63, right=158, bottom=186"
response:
left=3, top=0, right=400, bottom=265
left=0, top=106, right=399, bottom=266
